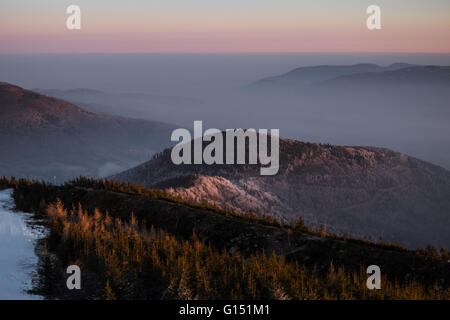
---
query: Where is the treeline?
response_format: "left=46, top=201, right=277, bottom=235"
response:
left=9, top=176, right=448, bottom=260
left=67, top=176, right=284, bottom=227
left=7, top=175, right=280, bottom=227
left=37, top=200, right=449, bottom=300
left=0, top=176, right=21, bottom=189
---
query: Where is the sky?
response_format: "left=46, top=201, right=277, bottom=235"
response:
left=0, top=0, right=449, bottom=53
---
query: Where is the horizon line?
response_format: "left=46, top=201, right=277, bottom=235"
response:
left=2, top=51, right=450, bottom=55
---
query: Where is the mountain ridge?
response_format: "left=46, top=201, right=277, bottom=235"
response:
left=322, top=65, right=450, bottom=86
left=247, top=63, right=450, bottom=91
left=0, top=82, right=175, bottom=181
left=112, top=137, right=450, bottom=249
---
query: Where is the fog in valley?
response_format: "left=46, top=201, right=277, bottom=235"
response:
left=2, top=53, right=450, bottom=171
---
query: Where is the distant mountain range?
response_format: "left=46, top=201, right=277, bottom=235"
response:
left=247, top=63, right=450, bottom=91
left=112, top=137, right=450, bottom=249
left=243, top=62, right=450, bottom=171
left=323, top=65, right=450, bottom=87
left=34, top=87, right=200, bottom=124
left=0, top=82, right=175, bottom=181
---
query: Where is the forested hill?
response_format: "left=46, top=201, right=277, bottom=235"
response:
left=112, top=137, right=450, bottom=249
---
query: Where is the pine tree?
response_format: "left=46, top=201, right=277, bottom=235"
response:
left=104, top=280, right=116, bottom=300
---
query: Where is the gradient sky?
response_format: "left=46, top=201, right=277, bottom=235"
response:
left=1, top=0, right=449, bottom=53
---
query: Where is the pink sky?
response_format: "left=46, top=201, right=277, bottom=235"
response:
left=1, top=0, right=449, bottom=53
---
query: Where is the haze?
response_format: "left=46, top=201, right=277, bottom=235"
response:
left=1, top=53, right=449, bottom=170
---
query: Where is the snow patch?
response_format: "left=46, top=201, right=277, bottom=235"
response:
left=0, top=189, right=45, bottom=300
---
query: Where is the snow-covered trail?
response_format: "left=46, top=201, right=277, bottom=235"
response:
left=0, top=189, right=45, bottom=300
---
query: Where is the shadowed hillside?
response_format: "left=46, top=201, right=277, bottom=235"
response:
left=0, top=82, right=175, bottom=182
